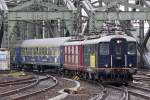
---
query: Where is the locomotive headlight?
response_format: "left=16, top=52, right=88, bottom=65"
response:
left=117, top=40, right=122, bottom=44
left=105, top=64, right=108, bottom=68
left=129, top=64, right=132, bottom=67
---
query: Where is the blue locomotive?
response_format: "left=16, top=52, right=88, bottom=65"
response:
left=11, top=34, right=137, bottom=83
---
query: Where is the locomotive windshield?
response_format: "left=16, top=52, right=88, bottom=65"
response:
left=128, top=42, right=136, bottom=54
left=99, top=43, right=109, bottom=55
left=115, top=44, right=122, bottom=55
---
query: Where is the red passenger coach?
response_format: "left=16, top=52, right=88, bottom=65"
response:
left=63, top=41, right=84, bottom=71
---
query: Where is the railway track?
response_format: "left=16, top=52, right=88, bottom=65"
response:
left=1, top=69, right=148, bottom=100
left=0, top=76, right=36, bottom=87
left=129, top=70, right=150, bottom=99
left=89, top=83, right=128, bottom=100
left=127, top=84, right=150, bottom=100
left=103, top=85, right=128, bottom=100
left=0, top=75, right=58, bottom=100
left=89, top=82, right=106, bottom=100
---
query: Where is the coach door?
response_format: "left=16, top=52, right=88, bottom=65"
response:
left=110, top=38, right=127, bottom=68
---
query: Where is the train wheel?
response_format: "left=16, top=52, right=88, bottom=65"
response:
left=37, top=66, right=41, bottom=73
left=100, top=76, right=103, bottom=82
left=64, top=69, right=68, bottom=76
left=18, top=65, right=22, bottom=71
left=40, top=66, right=45, bottom=73
left=88, top=72, right=94, bottom=80
left=124, top=82, right=128, bottom=86
left=82, top=72, right=86, bottom=80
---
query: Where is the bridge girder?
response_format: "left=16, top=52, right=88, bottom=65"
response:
left=8, top=11, right=73, bottom=21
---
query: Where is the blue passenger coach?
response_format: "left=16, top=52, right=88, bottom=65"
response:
left=13, top=37, right=70, bottom=71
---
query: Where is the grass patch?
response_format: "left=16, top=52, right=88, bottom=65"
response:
left=7, top=71, right=26, bottom=78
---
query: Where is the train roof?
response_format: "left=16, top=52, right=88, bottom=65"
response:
left=63, top=35, right=136, bottom=46
left=21, top=37, right=71, bottom=48
left=0, top=48, right=9, bottom=54
left=0, top=48, right=9, bottom=51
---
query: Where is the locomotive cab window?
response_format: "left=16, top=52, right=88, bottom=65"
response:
left=90, top=45, right=94, bottom=54
left=115, top=44, right=122, bottom=55
left=128, top=42, right=136, bottom=55
left=99, top=43, right=109, bottom=55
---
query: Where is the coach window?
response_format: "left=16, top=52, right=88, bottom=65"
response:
left=27, top=48, right=29, bottom=55
left=56, top=48, right=59, bottom=56
left=26, top=48, right=28, bottom=55
left=35, top=48, right=38, bottom=55
left=34, top=48, right=36, bottom=55
left=54, top=48, right=56, bottom=55
left=44, top=48, right=47, bottom=55
left=38, top=48, right=41, bottom=55
left=53, top=48, right=55, bottom=56
left=36, top=48, right=39, bottom=55
left=56, top=48, right=58, bottom=55
left=24, top=48, right=25, bottom=55
left=47, top=47, right=49, bottom=55
left=41, top=48, right=43, bottom=55
left=50, top=48, right=53, bottom=55
left=31, top=48, right=33, bottom=55
left=75, top=46, right=78, bottom=64
left=32, top=48, right=35, bottom=55
left=30, top=48, right=32, bottom=55
left=65, top=47, right=67, bottom=54
left=52, top=48, right=54, bottom=56
left=99, top=43, right=109, bottom=55
left=40, top=48, right=42, bottom=55
left=24, top=48, right=26, bottom=55
left=29, top=48, right=31, bottom=55
left=128, top=42, right=136, bottom=55
left=65, top=46, right=67, bottom=63
left=45, top=48, right=47, bottom=55
left=90, top=45, right=94, bottom=54
left=23, top=48, right=25, bottom=56
left=24, top=48, right=27, bottom=56
left=32, top=48, right=34, bottom=55
left=76, top=46, right=78, bottom=55
left=55, top=48, right=58, bottom=56
left=72, top=46, right=74, bottom=64
left=48, top=48, right=51, bottom=55
left=42, top=48, right=44, bottom=55
left=68, top=46, right=71, bottom=63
